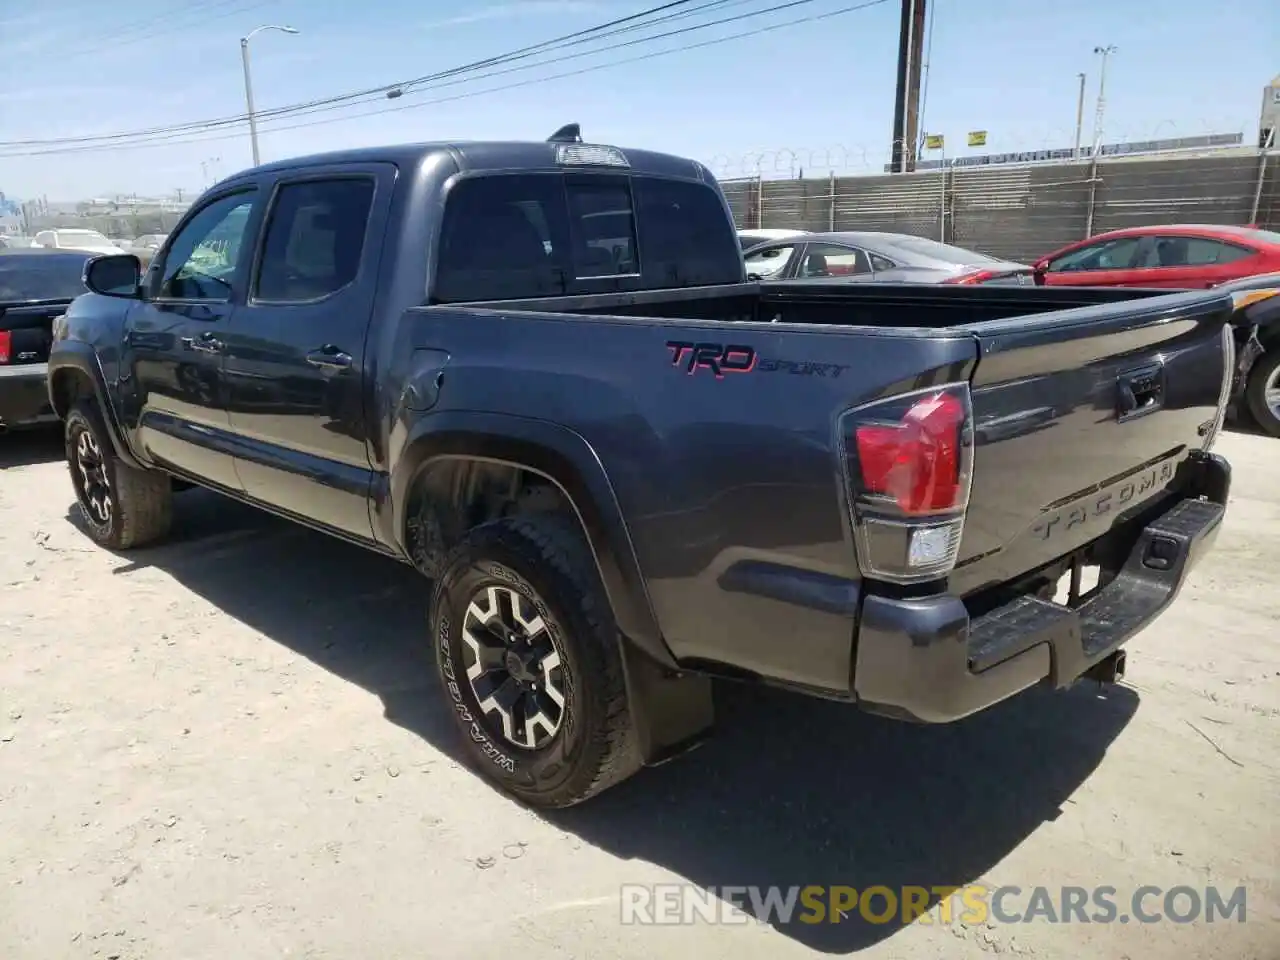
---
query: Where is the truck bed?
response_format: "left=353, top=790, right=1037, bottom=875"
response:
left=458, top=280, right=1178, bottom=329
left=409, top=282, right=1232, bottom=696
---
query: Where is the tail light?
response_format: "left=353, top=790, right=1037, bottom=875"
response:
left=0, top=331, right=10, bottom=364
left=838, top=383, right=974, bottom=583
left=941, top=269, right=1000, bottom=285
left=942, top=269, right=1034, bottom=286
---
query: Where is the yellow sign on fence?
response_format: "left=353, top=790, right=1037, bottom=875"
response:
left=924, top=134, right=945, bottom=150
left=967, top=130, right=988, bottom=147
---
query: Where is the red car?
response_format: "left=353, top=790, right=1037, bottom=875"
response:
left=1033, top=224, right=1280, bottom=289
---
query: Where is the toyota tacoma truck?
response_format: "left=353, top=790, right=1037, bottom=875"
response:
left=47, top=127, right=1233, bottom=807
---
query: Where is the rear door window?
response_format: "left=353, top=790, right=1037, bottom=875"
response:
left=255, top=178, right=375, bottom=302
left=1147, top=236, right=1255, bottom=267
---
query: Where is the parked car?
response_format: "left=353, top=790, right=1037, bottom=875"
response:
left=744, top=231, right=1035, bottom=284
left=32, top=229, right=124, bottom=255
left=1033, top=224, right=1280, bottom=289
left=0, top=235, right=34, bottom=250
left=129, top=233, right=168, bottom=260
left=1207, top=271, right=1280, bottom=436
left=50, top=131, right=1231, bottom=808
left=737, top=228, right=808, bottom=252
left=0, top=248, right=91, bottom=431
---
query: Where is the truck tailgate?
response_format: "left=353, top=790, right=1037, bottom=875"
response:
left=953, top=290, right=1233, bottom=597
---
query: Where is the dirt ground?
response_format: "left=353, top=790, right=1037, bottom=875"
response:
left=1, top=427, right=1277, bottom=960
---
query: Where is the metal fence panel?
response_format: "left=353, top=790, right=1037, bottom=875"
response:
left=716, top=150, right=1280, bottom=260
left=1091, top=155, right=1261, bottom=234
left=720, top=178, right=755, bottom=228
left=832, top=170, right=943, bottom=239
left=950, top=162, right=1094, bottom=262
left=758, top=178, right=835, bottom=232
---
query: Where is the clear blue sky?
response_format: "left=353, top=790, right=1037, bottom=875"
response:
left=0, top=0, right=1276, bottom=199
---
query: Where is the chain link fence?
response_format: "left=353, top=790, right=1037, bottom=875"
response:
left=722, top=150, right=1280, bottom=262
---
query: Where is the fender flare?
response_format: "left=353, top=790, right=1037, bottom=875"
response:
left=390, top=410, right=674, bottom=670
left=46, top=340, right=142, bottom=469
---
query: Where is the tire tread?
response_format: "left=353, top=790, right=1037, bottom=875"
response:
left=431, top=514, right=641, bottom=807
left=67, top=401, right=172, bottom=550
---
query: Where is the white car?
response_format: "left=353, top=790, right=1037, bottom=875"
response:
left=31, top=229, right=124, bottom=255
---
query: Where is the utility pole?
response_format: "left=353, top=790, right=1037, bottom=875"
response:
left=1091, top=45, right=1117, bottom=157
left=890, top=0, right=928, bottom=173
left=239, top=25, right=299, bottom=167
left=1073, top=72, right=1087, bottom=160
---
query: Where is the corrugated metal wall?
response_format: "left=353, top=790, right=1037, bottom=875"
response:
left=1090, top=155, right=1261, bottom=234
left=722, top=152, right=1279, bottom=262
left=950, top=162, right=1093, bottom=261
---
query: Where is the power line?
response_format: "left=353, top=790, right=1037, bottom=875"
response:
left=0, top=0, right=890, bottom=159
left=0, top=0, right=713, bottom=148
left=21, top=0, right=811, bottom=154
left=34, top=0, right=278, bottom=62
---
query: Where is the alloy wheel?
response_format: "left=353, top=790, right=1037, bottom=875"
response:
left=461, top=585, right=566, bottom=750
left=73, top=428, right=112, bottom=527
left=1265, top=365, right=1280, bottom=419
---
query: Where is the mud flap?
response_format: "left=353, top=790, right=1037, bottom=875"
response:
left=619, top=638, right=715, bottom=766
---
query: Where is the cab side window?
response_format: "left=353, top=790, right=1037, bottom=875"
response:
left=255, top=179, right=376, bottom=302
left=434, top=174, right=569, bottom=303
left=158, top=192, right=257, bottom=301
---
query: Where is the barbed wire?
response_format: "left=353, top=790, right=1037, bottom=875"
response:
left=705, top=119, right=1256, bottom=180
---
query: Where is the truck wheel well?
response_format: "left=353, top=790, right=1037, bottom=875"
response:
left=1256, top=323, right=1280, bottom=352
left=404, top=458, right=574, bottom=579
left=50, top=368, right=96, bottom=420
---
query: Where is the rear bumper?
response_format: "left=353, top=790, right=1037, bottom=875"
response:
left=0, top=362, right=54, bottom=427
left=853, top=452, right=1230, bottom=723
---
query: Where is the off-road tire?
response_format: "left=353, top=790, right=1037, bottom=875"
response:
left=1245, top=348, right=1280, bottom=438
left=429, top=515, right=641, bottom=808
left=65, top=400, right=173, bottom=549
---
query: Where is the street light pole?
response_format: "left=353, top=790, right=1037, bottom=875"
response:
left=239, top=24, right=299, bottom=167
left=1073, top=72, right=1087, bottom=160
left=1091, top=44, right=1117, bottom=157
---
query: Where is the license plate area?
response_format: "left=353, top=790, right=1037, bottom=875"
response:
left=1053, top=553, right=1103, bottom=608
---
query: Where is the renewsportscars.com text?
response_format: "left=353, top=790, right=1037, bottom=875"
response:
left=619, top=883, right=1248, bottom=926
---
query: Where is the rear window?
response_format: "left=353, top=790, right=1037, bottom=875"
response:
left=881, top=236, right=997, bottom=265
left=0, top=254, right=88, bottom=302
left=1222, top=226, right=1280, bottom=245
left=433, top=172, right=741, bottom=303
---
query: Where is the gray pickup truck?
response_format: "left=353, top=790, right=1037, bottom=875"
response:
left=48, top=127, right=1233, bottom=807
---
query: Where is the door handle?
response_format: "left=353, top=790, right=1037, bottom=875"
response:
left=1117, top=363, right=1164, bottom=421
left=181, top=332, right=224, bottom=355
left=306, top=346, right=353, bottom=371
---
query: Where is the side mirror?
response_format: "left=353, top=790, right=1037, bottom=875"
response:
left=84, top=254, right=142, bottom=298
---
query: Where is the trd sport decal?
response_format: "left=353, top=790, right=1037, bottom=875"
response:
left=665, top=340, right=848, bottom=380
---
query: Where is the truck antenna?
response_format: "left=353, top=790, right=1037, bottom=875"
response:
left=547, top=123, right=582, bottom=144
